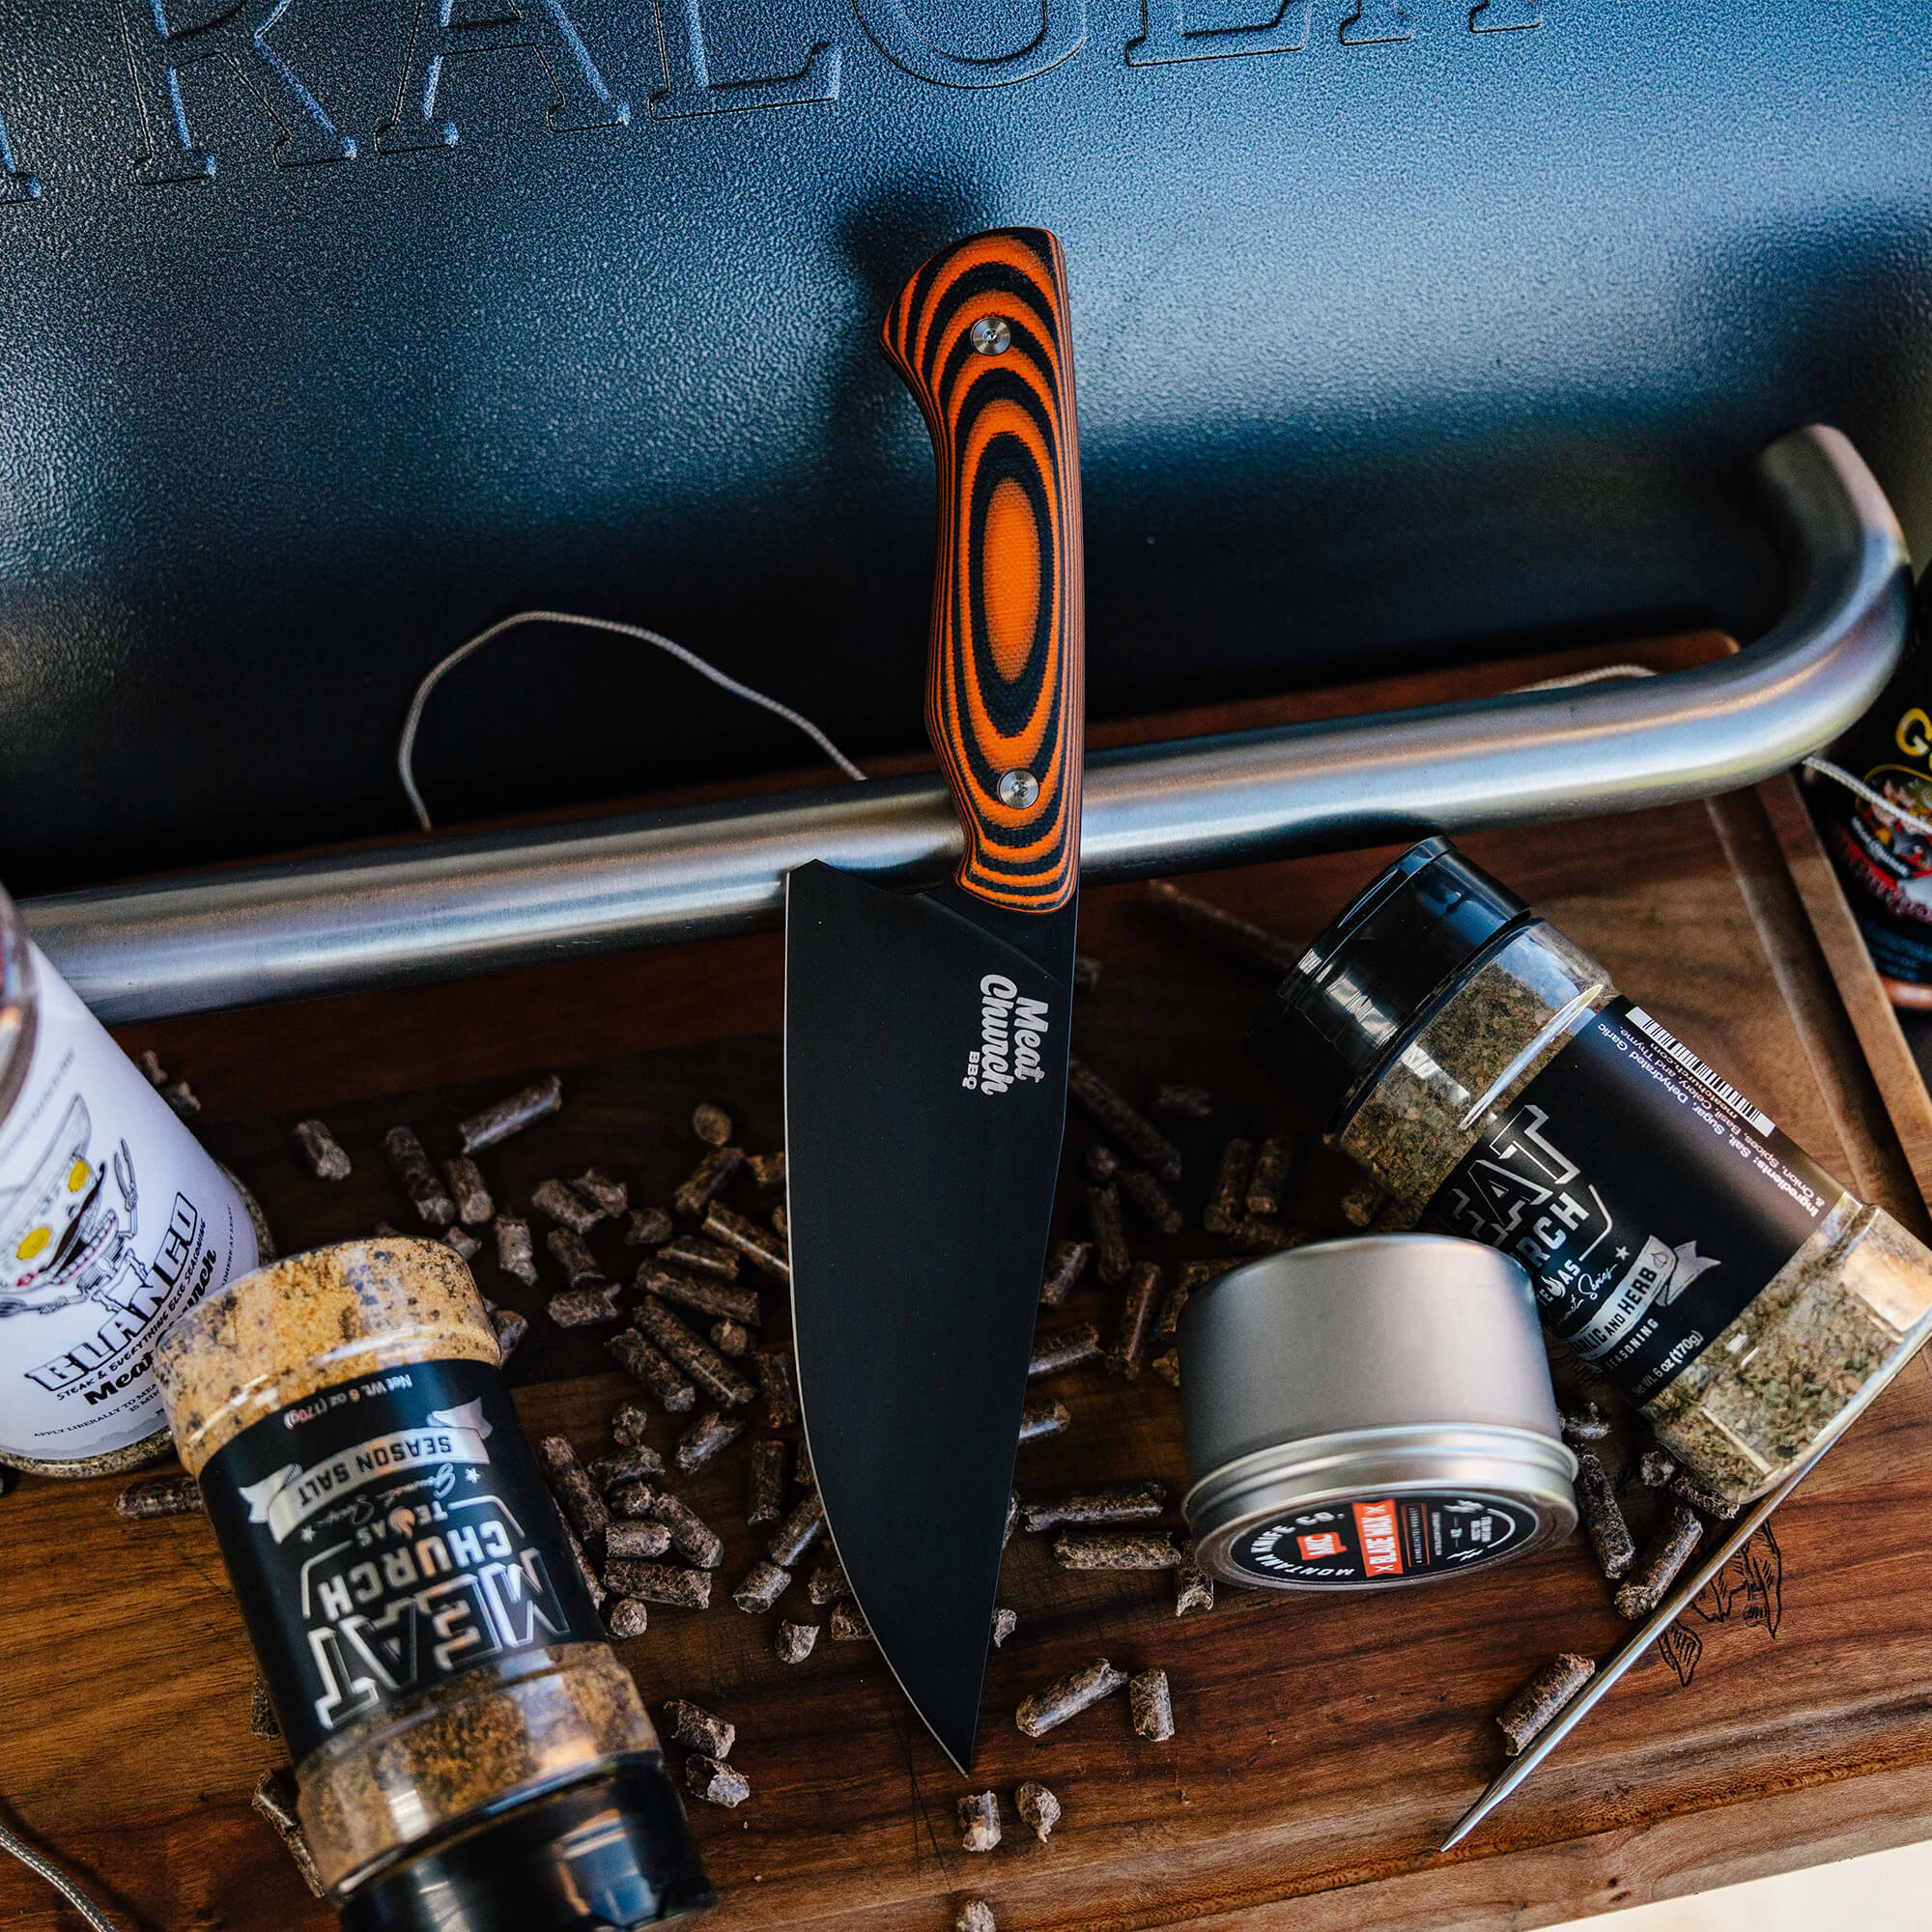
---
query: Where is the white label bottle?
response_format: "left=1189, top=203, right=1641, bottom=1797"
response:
left=0, top=886, right=261, bottom=1474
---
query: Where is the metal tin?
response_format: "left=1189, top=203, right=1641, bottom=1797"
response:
left=1179, top=1235, right=1577, bottom=1591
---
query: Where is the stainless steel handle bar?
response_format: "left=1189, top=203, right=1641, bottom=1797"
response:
left=22, top=425, right=1909, bottom=1024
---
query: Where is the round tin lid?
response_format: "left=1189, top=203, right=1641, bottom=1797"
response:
left=1179, top=1236, right=1577, bottom=1591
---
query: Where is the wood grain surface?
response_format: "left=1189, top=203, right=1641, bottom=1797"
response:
left=882, top=227, right=1082, bottom=913
left=6, top=639, right=1932, bottom=1932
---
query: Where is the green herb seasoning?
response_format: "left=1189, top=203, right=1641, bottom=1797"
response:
left=1251, top=838, right=1932, bottom=1505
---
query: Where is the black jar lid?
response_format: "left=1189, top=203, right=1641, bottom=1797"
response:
left=336, top=1761, right=714, bottom=1932
left=1247, top=838, right=1531, bottom=1123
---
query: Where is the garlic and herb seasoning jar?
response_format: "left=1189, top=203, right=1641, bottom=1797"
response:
left=0, top=882, right=262, bottom=1476
left=1250, top=838, right=1932, bottom=1507
left=155, top=1237, right=711, bottom=1930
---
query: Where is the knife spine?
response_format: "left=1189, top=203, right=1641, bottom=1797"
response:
left=882, top=226, right=1085, bottom=916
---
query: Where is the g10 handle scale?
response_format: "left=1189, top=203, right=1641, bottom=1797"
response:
left=882, top=227, right=1085, bottom=917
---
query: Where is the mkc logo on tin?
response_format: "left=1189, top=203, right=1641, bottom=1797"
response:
left=962, top=975, right=1051, bottom=1094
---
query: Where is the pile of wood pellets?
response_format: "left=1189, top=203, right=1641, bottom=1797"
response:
left=95, top=880, right=1745, bottom=1924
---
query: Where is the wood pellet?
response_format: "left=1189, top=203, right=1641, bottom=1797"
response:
left=590, top=1444, right=664, bottom=1486
left=992, top=1606, right=1018, bottom=1648
left=635, top=1297, right=756, bottom=1406
left=1613, top=1503, right=1704, bottom=1619
left=457, top=1073, right=562, bottom=1153
left=732, top=1558, right=793, bottom=1613
left=775, top=1620, right=818, bottom=1663
left=606, top=1597, right=649, bottom=1639
left=1244, top=1136, right=1293, bottom=1216
left=537, top=1435, right=611, bottom=1546
left=564, top=1520, right=606, bottom=1608
left=1029, top=1321, right=1101, bottom=1379
left=755, top=1348, right=800, bottom=1428
left=1039, top=1239, right=1093, bottom=1309
left=1073, top=953, right=1101, bottom=992
left=605, top=1520, right=673, bottom=1560
left=748, top=1440, right=787, bottom=1524
left=549, top=1286, right=618, bottom=1327
left=748, top=1150, right=785, bottom=1186
left=637, top=1261, right=761, bottom=1327
left=442, top=1156, right=494, bottom=1225
left=1228, top=1216, right=1302, bottom=1253
left=956, top=1902, right=997, bottom=1932
left=489, top=1305, right=527, bottom=1360
left=1053, top=1530, right=1181, bottom=1571
left=1338, top=1175, right=1385, bottom=1228
left=691, top=1102, right=733, bottom=1146
left=533, top=1177, right=604, bottom=1235
left=957, top=1791, right=1001, bottom=1852
left=609, top=1330, right=698, bottom=1412
left=650, top=1492, right=725, bottom=1569
left=444, top=1226, right=481, bottom=1263
left=674, top=1147, right=745, bottom=1219
left=830, top=1601, right=871, bottom=1642
left=660, top=1236, right=741, bottom=1280
left=1106, top=1263, right=1161, bottom=1378
left=1149, top=1348, right=1180, bottom=1387
left=1016, top=1658, right=1128, bottom=1738
left=1066, top=1060, right=1182, bottom=1181
left=664, top=1699, right=735, bottom=1758
left=1637, top=1445, right=1680, bottom=1488
left=114, top=1472, right=202, bottom=1520
left=1144, top=877, right=1299, bottom=974
left=1017, top=1398, right=1070, bottom=1443
left=605, top=1559, right=712, bottom=1607
left=1175, top=1545, right=1214, bottom=1616
left=710, top=1318, right=750, bottom=1356
left=572, top=1168, right=629, bottom=1217
left=703, top=1202, right=789, bottom=1282
left=626, top=1207, right=674, bottom=1247
left=1671, top=1469, right=1745, bottom=1520
left=1152, top=1081, right=1213, bottom=1119
left=1495, top=1653, right=1595, bottom=1756
left=1129, top=1668, right=1175, bottom=1741
left=1021, top=1482, right=1166, bottom=1534
left=293, top=1119, right=351, bottom=1180
left=1560, top=1403, right=1612, bottom=1444
left=770, top=1204, right=788, bottom=1239
left=609, top=1479, right=657, bottom=1520
left=1085, top=1182, right=1131, bottom=1286
left=675, top=1408, right=746, bottom=1473
left=1086, top=1143, right=1121, bottom=1182
left=768, top=1491, right=826, bottom=1567
left=807, top=1550, right=849, bottom=1605
left=1574, top=1450, right=1635, bottom=1580
left=1015, top=1780, right=1059, bottom=1841
left=249, top=1670, right=279, bottom=1740
left=1204, top=1139, right=1252, bottom=1235
left=494, top=1215, right=538, bottom=1287
left=686, top=1754, right=749, bottom=1807
left=384, top=1126, right=455, bottom=1226
left=547, top=1228, right=608, bottom=1289
left=1120, top=1166, right=1183, bottom=1236
left=609, top=1406, right=654, bottom=1451
left=252, top=1769, right=325, bottom=1899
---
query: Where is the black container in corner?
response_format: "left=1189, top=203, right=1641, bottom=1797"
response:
left=337, top=1762, right=715, bottom=1932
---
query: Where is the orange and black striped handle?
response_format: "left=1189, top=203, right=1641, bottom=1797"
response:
left=883, top=227, right=1084, bottom=915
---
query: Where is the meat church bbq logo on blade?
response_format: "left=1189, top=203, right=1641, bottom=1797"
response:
left=962, top=974, right=1051, bottom=1094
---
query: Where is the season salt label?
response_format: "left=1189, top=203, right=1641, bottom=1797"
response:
left=200, top=1357, right=602, bottom=1760
left=1228, top=1492, right=1539, bottom=1586
left=1424, top=997, right=1839, bottom=1404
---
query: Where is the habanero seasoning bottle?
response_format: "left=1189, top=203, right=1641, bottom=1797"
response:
left=1249, top=838, right=1932, bottom=1507
left=155, top=1237, right=712, bottom=1931
left=1807, top=578, right=1932, bottom=1007
left=0, top=882, right=262, bottom=1476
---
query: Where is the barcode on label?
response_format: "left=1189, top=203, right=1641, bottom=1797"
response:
left=1625, top=1007, right=1775, bottom=1135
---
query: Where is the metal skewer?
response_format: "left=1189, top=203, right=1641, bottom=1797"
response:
left=1439, top=1340, right=1924, bottom=1854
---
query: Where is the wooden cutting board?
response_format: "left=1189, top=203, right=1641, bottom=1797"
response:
left=7, top=637, right=1932, bottom=1932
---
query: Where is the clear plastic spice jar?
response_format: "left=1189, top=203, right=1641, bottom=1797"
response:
left=1250, top=838, right=1932, bottom=1506
left=155, top=1237, right=711, bottom=1930
left=0, top=882, right=263, bottom=1476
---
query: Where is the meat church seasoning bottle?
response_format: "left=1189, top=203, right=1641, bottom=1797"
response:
left=0, top=884, right=261, bottom=1475
left=1249, top=838, right=1932, bottom=1506
left=155, top=1238, right=712, bottom=1931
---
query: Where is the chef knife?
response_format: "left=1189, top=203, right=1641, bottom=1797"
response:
left=784, top=226, right=1084, bottom=1774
